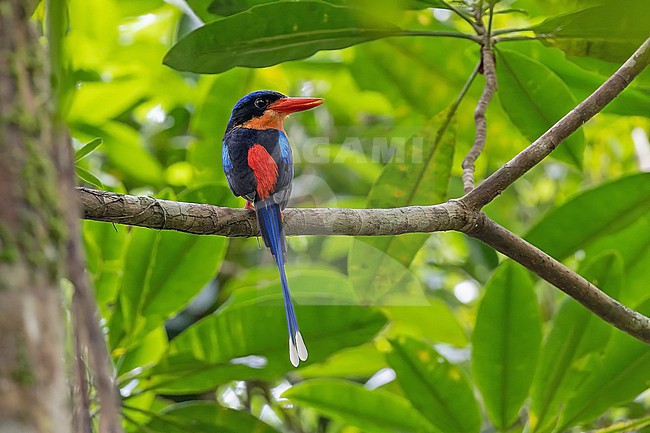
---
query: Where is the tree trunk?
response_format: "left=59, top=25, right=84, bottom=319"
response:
left=0, top=1, right=72, bottom=432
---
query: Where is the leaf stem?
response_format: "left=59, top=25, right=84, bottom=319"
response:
left=397, top=30, right=481, bottom=43
left=491, top=26, right=534, bottom=36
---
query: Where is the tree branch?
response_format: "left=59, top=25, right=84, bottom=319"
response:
left=464, top=37, right=650, bottom=210
left=78, top=187, right=468, bottom=236
left=466, top=213, right=650, bottom=344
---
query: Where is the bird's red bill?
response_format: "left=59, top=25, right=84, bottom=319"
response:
left=269, top=97, right=324, bottom=114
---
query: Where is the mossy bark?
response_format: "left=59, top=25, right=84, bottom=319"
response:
left=0, top=2, right=72, bottom=432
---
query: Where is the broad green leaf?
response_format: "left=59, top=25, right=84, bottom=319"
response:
left=350, top=38, right=475, bottom=118
left=388, top=337, right=480, bottom=433
left=144, top=401, right=280, bottom=433
left=506, top=41, right=650, bottom=117
left=526, top=173, right=650, bottom=260
left=117, top=327, right=168, bottom=379
left=530, top=252, right=623, bottom=433
left=75, top=166, right=104, bottom=188
left=299, top=343, right=387, bottom=378
left=207, top=0, right=452, bottom=16
left=555, top=300, right=650, bottom=431
left=110, top=225, right=226, bottom=350
left=496, top=48, right=585, bottom=168
left=382, top=301, right=467, bottom=347
left=164, top=2, right=401, bottom=74
left=535, top=0, right=650, bottom=62
left=472, top=261, right=542, bottom=430
left=283, top=379, right=439, bottom=433
left=586, top=216, right=650, bottom=305
left=349, top=109, right=456, bottom=304
left=349, top=240, right=429, bottom=306
left=141, top=295, right=387, bottom=393
left=74, top=137, right=102, bottom=161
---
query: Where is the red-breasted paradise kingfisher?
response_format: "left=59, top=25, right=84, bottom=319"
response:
left=222, top=90, right=323, bottom=367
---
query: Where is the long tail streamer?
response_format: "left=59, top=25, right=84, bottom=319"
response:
left=255, top=199, right=308, bottom=367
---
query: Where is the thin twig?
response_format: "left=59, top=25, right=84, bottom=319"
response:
left=462, top=4, right=497, bottom=193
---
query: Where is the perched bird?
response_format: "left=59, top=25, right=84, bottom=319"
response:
left=222, top=90, right=323, bottom=367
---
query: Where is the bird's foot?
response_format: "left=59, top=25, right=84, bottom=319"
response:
left=244, top=202, right=255, bottom=210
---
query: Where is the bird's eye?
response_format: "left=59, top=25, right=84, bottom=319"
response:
left=254, top=98, right=268, bottom=109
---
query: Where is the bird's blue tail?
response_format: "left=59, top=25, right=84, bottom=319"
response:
left=254, top=199, right=308, bottom=367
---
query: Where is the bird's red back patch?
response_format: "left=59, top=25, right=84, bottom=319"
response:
left=247, top=144, right=278, bottom=200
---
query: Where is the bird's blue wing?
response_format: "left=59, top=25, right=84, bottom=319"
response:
left=274, top=131, right=294, bottom=209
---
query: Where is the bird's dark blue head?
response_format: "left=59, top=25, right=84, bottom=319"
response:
left=225, top=90, right=324, bottom=133
left=225, top=90, right=286, bottom=133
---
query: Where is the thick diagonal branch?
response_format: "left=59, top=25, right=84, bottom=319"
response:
left=464, top=37, right=650, bottom=210
left=466, top=213, right=650, bottom=343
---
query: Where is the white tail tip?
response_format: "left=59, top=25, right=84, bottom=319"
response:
left=289, top=332, right=308, bottom=367
left=296, top=331, right=308, bottom=361
left=289, top=337, right=299, bottom=367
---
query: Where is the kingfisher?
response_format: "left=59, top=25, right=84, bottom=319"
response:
left=222, top=90, right=323, bottom=367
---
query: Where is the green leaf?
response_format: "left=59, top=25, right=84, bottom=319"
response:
left=495, top=48, right=585, bottom=168
left=110, top=225, right=227, bottom=350
left=74, top=137, right=102, bottom=161
left=283, top=379, right=438, bottom=433
left=164, top=1, right=401, bottom=74
left=144, top=401, right=280, bottom=433
left=388, top=337, right=481, bottom=433
left=534, top=0, right=650, bottom=62
left=555, top=299, right=650, bottom=431
left=471, top=261, right=542, bottom=430
left=142, top=292, right=387, bottom=393
left=349, top=109, right=456, bottom=304
left=382, top=301, right=468, bottom=347
left=530, top=252, right=623, bottom=433
left=75, top=166, right=104, bottom=188
left=505, top=41, right=650, bottom=117
left=586, top=216, right=650, bottom=305
left=526, top=173, right=650, bottom=260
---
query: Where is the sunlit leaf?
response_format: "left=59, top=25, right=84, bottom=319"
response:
left=283, top=379, right=439, bottom=433
left=535, top=0, right=650, bottom=62
left=496, top=48, right=585, bottom=168
left=164, top=1, right=401, bottom=74
left=74, top=137, right=102, bottom=161
left=389, top=337, right=481, bottom=433
left=75, top=166, right=104, bottom=188
left=555, top=300, right=650, bottom=431
left=472, top=261, right=542, bottom=430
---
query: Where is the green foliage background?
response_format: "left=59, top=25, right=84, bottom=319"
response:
left=47, top=0, right=650, bottom=431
